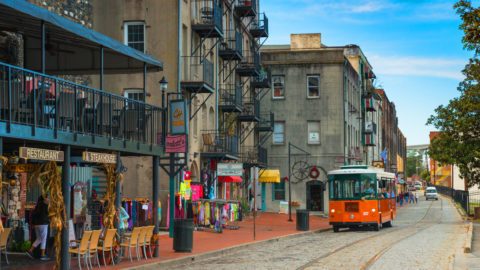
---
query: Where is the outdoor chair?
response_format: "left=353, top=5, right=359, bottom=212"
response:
left=0, top=227, right=12, bottom=265
left=137, top=226, right=148, bottom=261
left=69, top=230, right=92, bottom=270
left=120, top=226, right=141, bottom=262
left=57, top=91, right=76, bottom=130
left=87, top=229, right=102, bottom=268
left=97, top=228, right=116, bottom=267
left=143, top=226, right=155, bottom=258
left=119, top=110, right=140, bottom=141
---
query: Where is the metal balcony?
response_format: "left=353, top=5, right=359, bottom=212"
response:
left=0, top=62, right=164, bottom=152
left=219, top=84, right=242, bottom=112
left=240, top=145, right=267, bottom=167
left=257, top=112, right=274, bottom=132
left=237, top=98, right=260, bottom=122
left=192, top=0, right=223, bottom=38
left=258, top=145, right=267, bottom=166
left=201, top=130, right=239, bottom=159
left=250, top=13, right=268, bottom=38
left=236, top=50, right=260, bottom=77
left=234, top=0, right=257, bottom=17
left=180, top=56, right=215, bottom=93
left=219, top=30, right=243, bottom=61
left=251, top=67, right=271, bottom=88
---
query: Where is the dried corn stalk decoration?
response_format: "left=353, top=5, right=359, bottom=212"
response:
left=28, top=161, right=66, bottom=270
left=101, top=163, right=123, bottom=230
left=0, top=156, right=8, bottom=232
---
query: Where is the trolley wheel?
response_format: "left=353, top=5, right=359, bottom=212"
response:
left=333, top=226, right=339, bottom=233
left=383, top=220, right=392, bottom=228
left=373, top=223, right=380, bottom=231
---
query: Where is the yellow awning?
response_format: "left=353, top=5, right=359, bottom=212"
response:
left=259, top=169, right=280, bottom=183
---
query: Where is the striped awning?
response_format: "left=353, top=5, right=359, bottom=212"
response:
left=258, top=170, right=280, bottom=183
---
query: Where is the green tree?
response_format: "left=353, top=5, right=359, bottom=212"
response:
left=420, top=170, right=430, bottom=183
left=426, top=0, right=480, bottom=187
left=407, top=155, right=424, bottom=178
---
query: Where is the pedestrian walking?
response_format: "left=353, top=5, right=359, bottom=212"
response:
left=409, top=192, right=414, bottom=204
left=399, top=193, right=403, bottom=206
left=404, top=192, right=409, bottom=204
left=26, top=195, right=50, bottom=261
left=415, top=193, right=418, bottom=203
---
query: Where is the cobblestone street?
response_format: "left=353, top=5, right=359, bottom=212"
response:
left=170, top=194, right=466, bottom=270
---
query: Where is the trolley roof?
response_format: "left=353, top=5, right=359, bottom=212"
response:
left=328, top=165, right=395, bottom=179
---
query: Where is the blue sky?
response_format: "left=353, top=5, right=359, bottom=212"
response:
left=262, top=0, right=471, bottom=145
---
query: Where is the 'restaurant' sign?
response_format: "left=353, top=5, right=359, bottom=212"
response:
left=82, top=151, right=117, bottom=164
left=19, top=147, right=64, bottom=161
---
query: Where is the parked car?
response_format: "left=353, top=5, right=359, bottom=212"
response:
left=409, top=185, right=416, bottom=191
left=425, top=187, right=438, bottom=200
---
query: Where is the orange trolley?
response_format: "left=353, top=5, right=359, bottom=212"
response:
left=328, top=165, right=396, bottom=232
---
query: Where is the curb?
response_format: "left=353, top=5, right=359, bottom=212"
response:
left=465, top=222, right=473, bottom=253
left=126, top=227, right=331, bottom=270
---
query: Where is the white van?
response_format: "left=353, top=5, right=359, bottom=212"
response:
left=425, top=187, right=438, bottom=200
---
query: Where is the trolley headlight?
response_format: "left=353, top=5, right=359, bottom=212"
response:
left=371, top=208, right=376, bottom=212
left=331, top=209, right=335, bottom=213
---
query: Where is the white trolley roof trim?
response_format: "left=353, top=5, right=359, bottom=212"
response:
left=328, top=165, right=395, bottom=179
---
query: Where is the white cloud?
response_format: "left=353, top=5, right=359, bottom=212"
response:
left=369, top=55, right=465, bottom=80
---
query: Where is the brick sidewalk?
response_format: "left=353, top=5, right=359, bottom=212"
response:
left=11, top=212, right=330, bottom=270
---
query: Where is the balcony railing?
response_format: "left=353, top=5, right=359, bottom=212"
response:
left=235, top=0, right=257, bottom=17
left=250, top=13, right=268, bottom=38
left=240, top=145, right=267, bottom=165
left=219, top=30, right=243, bottom=60
left=201, top=130, right=239, bottom=155
left=251, top=67, right=271, bottom=88
left=219, top=84, right=242, bottom=110
left=257, top=112, right=274, bottom=132
left=236, top=50, right=260, bottom=77
left=237, top=98, right=260, bottom=121
left=192, top=0, right=223, bottom=37
left=258, top=145, right=267, bottom=165
left=0, top=62, right=164, bottom=146
left=181, top=56, right=214, bottom=88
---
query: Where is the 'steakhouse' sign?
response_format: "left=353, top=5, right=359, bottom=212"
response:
left=82, top=151, right=117, bottom=164
left=19, top=147, right=64, bottom=161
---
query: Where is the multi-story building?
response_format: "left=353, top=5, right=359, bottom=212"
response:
left=92, top=0, right=270, bottom=222
left=260, top=33, right=379, bottom=214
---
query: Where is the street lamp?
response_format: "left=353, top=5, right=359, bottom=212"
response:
left=160, top=76, right=168, bottom=92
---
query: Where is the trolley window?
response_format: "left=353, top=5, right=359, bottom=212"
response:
left=329, top=179, right=342, bottom=199
left=329, top=174, right=377, bottom=200
left=343, top=179, right=361, bottom=198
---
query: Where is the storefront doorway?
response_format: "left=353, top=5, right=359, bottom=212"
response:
left=306, top=180, right=323, bottom=211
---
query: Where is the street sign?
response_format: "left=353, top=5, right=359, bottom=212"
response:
left=170, top=99, right=187, bottom=135
left=19, top=147, right=64, bottom=161
left=217, top=163, right=243, bottom=176
left=82, top=151, right=117, bottom=164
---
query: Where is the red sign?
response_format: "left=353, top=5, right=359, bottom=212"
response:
left=166, top=134, right=186, bottom=153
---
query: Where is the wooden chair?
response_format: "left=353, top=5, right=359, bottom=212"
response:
left=87, top=229, right=102, bottom=268
left=120, top=226, right=141, bottom=262
left=143, top=226, right=155, bottom=258
left=137, top=227, right=148, bottom=261
left=69, top=230, right=92, bottom=270
left=97, top=228, right=116, bottom=267
left=0, top=228, right=12, bottom=265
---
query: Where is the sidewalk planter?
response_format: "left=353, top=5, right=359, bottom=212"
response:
left=296, top=209, right=310, bottom=231
left=173, top=219, right=194, bottom=252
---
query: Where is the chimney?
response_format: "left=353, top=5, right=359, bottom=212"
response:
left=290, top=33, right=322, bottom=50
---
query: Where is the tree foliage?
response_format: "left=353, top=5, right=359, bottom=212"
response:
left=406, top=155, right=424, bottom=178
left=427, top=1, right=480, bottom=187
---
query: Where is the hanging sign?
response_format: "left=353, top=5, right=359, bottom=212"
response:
left=82, top=151, right=117, bottom=164
left=217, top=163, right=243, bottom=176
left=170, top=99, right=187, bottom=135
left=3, top=164, right=41, bottom=173
left=372, top=161, right=384, bottom=168
left=166, top=134, right=186, bottom=153
left=19, top=147, right=64, bottom=161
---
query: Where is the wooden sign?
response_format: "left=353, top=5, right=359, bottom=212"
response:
left=19, top=147, right=64, bottom=161
left=82, top=151, right=116, bottom=164
left=3, top=164, right=41, bottom=173
left=166, top=134, right=186, bottom=153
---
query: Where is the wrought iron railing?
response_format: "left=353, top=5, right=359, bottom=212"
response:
left=235, top=0, right=257, bottom=14
left=252, top=67, right=271, bottom=86
left=220, top=30, right=243, bottom=55
left=193, top=0, right=223, bottom=31
left=201, top=130, right=239, bottom=155
left=239, top=50, right=260, bottom=70
left=258, top=112, right=274, bottom=130
left=181, top=56, right=214, bottom=87
left=433, top=185, right=469, bottom=214
left=239, top=98, right=259, bottom=119
left=219, top=84, right=242, bottom=108
left=0, top=62, right=164, bottom=146
left=251, top=12, right=268, bottom=36
left=258, top=145, right=267, bottom=165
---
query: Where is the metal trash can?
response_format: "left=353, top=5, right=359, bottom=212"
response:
left=173, top=218, right=194, bottom=252
left=296, top=209, right=309, bottom=231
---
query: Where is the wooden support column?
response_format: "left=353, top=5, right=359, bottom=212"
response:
left=60, top=145, right=71, bottom=270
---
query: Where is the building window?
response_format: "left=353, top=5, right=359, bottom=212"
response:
left=124, top=89, right=144, bottom=109
left=272, top=76, right=285, bottom=99
left=124, top=22, right=145, bottom=52
left=273, top=122, right=285, bottom=144
left=307, top=121, right=320, bottom=144
left=307, top=75, right=320, bottom=98
left=273, top=180, right=285, bottom=200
